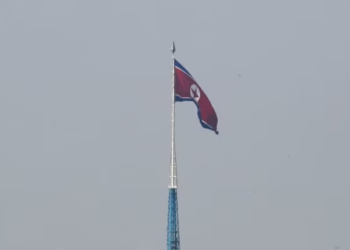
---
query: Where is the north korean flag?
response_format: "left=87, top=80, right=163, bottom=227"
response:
left=174, top=59, right=219, bottom=135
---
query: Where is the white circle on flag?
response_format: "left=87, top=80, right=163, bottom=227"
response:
left=190, top=84, right=200, bottom=102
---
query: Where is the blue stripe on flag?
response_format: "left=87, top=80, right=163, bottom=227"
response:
left=174, top=59, right=192, bottom=77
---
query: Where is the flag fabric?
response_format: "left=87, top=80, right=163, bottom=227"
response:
left=174, top=59, right=219, bottom=135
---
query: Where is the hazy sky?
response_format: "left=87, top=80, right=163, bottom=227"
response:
left=0, top=0, right=349, bottom=250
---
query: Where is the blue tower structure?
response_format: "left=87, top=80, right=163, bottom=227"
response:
left=167, top=42, right=180, bottom=250
left=167, top=186, right=180, bottom=250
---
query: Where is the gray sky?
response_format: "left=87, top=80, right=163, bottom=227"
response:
left=0, top=0, right=349, bottom=249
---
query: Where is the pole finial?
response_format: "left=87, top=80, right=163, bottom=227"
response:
left=171, top=41, right=176, bottom=55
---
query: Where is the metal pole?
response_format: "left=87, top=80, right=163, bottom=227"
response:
left=170, top=41, right=177, bottom=189
left=167, top=41, right=180, bottom=250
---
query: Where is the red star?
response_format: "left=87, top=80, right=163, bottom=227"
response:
left=191, top=87, right=199, bottom=98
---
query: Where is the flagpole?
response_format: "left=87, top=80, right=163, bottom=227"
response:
left=167, top=41, right=180, bottom=250
left=170, top=41, right=177, bottom=189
